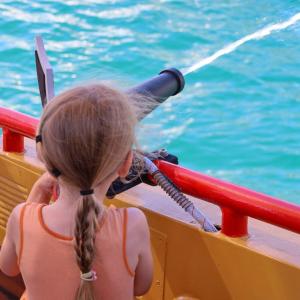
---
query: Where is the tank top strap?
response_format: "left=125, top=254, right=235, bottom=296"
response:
left=17, top=203, right=45, bottom=266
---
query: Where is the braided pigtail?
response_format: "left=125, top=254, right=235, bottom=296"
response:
left=75, top=192, right=100, bottom=300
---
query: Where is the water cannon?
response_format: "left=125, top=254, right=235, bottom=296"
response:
left=34, top=36, right=185, bottom=116
left=127, top=68, right=185, bottom=117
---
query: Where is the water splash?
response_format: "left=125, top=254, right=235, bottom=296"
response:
left=183, top=12, right=300, bottom=76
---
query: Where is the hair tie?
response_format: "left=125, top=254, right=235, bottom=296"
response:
left=51, top=168, right=61, bottom=178
left=35, top=135, right=42, bottom=143
left=80, top=270, right=97, bottom=282
left=80, top=189, right=94, bottom=196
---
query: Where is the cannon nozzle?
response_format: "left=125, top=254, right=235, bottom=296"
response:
left=127, top=67, right=185, bottom=118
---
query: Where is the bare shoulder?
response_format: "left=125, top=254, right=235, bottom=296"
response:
left=127, top=207, right=148, bottom=227
left=126, top=207, right=150, bottom=240
left=11, top=202, right=27, bottom=217
left=10, top=202, right=27, bottom=222
left=8, top=203, right=26, bottom=223
left=6, top=203, right=27, bottom=242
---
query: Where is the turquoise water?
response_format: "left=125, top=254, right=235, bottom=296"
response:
left=0, top=1, right=299, bottom=203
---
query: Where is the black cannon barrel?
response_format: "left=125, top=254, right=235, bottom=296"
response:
left=127, top=68, right=185, bottom=118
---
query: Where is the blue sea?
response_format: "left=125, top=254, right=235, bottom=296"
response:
left=0, top=1, right=299, bottom=203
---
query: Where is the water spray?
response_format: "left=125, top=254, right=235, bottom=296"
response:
left=183, top=12, right=300, bottom=76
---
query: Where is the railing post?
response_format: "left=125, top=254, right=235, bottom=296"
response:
left=221, top=207, right=248, bottom=237
left=2, top=128, right=24, bottom=153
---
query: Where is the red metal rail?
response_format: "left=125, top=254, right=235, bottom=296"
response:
left=0, top=107, right=38, bottom=152
left=156, top=160, right=300, bottom=236
left=1, top=106, right=300, bottom=237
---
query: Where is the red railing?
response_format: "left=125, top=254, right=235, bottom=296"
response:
left=156, top=160, right=300, bottom=236
left=0, top=107, right=38, bottom=152
left=1, top=106, right=300, bottom=237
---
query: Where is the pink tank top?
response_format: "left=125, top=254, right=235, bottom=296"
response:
left=18, top=203, right=135, bottom=300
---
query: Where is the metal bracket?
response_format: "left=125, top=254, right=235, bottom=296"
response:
left=106, top=149, right=178, bottom=198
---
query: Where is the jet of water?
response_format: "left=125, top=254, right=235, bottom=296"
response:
left=183, top=12, right=300, bottom=76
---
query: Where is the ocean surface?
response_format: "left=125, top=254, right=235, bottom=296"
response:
left=0, top=0, right=299, bottom=203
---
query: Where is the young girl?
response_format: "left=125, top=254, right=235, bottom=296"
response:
left=0, top=84, right=153, bottom=300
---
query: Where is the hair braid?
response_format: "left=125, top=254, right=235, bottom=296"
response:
left=75, top=195, right=100, bottom=300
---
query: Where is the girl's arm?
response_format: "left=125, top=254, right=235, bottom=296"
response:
left=129, top=209, right=153, bottom=296
left=0, top=172, right=57, bottom=275
left=0, top=204, right=23, bottom=276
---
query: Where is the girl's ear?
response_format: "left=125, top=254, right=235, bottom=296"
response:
left=118, top=150, right=133, bottom=178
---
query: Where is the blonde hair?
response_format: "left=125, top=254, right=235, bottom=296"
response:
left=36, top=84, right=137, bottom=300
